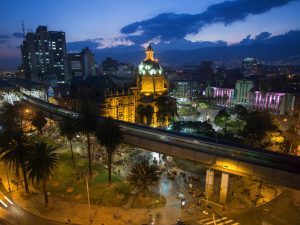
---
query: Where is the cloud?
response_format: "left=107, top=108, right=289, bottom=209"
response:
left=239, top=31, right=273, bottom=45
left=67, top=37, right=134, bottom=52
left=121, top=0, right=297, bottom=44
left=12, top=32, right=24, bottom=38
left=238, top=31, right=292, bottom=45
left=96, top=37, right=134, bottom=49
left=239, top=34, right=253, bottom=45
left=255, top=32, right=271, bottom=40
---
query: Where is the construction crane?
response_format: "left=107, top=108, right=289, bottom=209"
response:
left=22, top=20, right=25, bottom=40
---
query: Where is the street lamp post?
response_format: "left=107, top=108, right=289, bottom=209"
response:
left=85, top=176, right=92, bottom=224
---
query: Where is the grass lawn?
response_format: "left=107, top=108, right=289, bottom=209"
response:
left=37, top=153, right=130, bottom=207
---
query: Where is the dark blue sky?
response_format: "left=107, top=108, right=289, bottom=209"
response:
left=1, top=0, right=300, bottom=61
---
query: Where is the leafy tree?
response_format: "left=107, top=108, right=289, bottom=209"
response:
left=31, top=111, right=47, bottom=136
left=214, top=109, right=230, bottom=134
left=58, top=115, right=77, bottom=170
left=279, top=125, right=298, bottom=153
left=171, top=121, right=182, bottom=132
left=231, top=105, right=248, bottom=120
left=0, top=103, right=31, bottom=193
left=127, top=159, right=159, bottom=197
left=242, top=111, right=280, bottom=148
left=77, top=102, right=98, bottom=178
left=96, top=118, right=123, bottom=186
left=155, top=96, right=176, bottom=126
left=27, top=142, right=58, bottom=206
left=196, top=121, right=216, bottom=136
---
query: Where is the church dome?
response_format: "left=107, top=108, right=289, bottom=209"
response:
left=138, top=45, right=163, bottom=76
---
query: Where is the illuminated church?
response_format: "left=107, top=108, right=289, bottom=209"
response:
left=137, top=45, right=168, bottom=96
left=104, top=45, right=169, bottom=126
left=69, top=45, right=171, bottom=126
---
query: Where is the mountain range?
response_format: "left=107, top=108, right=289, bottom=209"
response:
left=1, top=30, right=300, bottom=70
left=68, top=30, right=300, bottom=66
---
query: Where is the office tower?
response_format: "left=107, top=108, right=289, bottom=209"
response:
left=102, top=57, right=118, bottom=72
left=21, top=26, right=68, bottom=84
left=241, top=58, right=262, bottom=77
left=67, top=47, right=96, bottom=79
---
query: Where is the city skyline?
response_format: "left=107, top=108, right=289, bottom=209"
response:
left=1, top=0, right=300, bottom=66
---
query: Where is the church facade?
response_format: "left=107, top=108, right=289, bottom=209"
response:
left=104, top=45, right=170, bottom=126
left=66, top=45, right=172, bottom=126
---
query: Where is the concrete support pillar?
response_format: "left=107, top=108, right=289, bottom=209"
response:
left=220, top=172, right=229, bottom=204
left=205, top=169, right=214, bottom=199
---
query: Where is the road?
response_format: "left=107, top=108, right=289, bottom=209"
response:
left=0, top=205, right=70, bottom=225
left=0, top=183, right=69, bottom=225
left=186, top=188, right=300, bottom=225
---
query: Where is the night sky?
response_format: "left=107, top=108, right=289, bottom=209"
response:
left=1, top=0, right=300, bottom=65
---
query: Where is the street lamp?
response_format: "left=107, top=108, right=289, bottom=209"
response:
left=5, top=167, right=11, bottom=192
left=180, top=198, right=186, bottom=207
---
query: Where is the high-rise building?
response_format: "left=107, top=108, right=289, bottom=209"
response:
left=67, top=47, right=96, bottom=79
left=171, top=80, right=200, bottom=100
left=234, top=80, right=254, bottom=106
left=241, top=58, right=262, bottom=77
left=21, top=26, right=68, bottom=84
left=82, top=47, right=96, bottom=77
left=102, top=57, right=118, bottom=72
left=67, top=53, right=83, bottom=78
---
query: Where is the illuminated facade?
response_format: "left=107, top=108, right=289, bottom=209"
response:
left=68, top=46, right=171, bottom=126
left=103, top=90, right=136, bottom=123
left=136, top=45, right=170, bottom=126
left=137, top=45, right=168, bottom=96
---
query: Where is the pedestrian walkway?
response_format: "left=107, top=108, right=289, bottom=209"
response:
left=196, top=216, right=239, bottom=225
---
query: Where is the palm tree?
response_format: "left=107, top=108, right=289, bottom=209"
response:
left=0, top=103, right=23, bottom=128
left=31, top=111, right=47, bottom=136
left=0, top=129, right=32, bottom=194
left=96, top=118, right=123, bottom=186
left=58, top=115, right=77, bottom=170
left=0, top=103, right=31, bottom=194
left=137, top=104, right=145, bottom=124
left=144, top=105, right=154, bottom=126
left=77, top=102, right=98, bottom=178
left=27, top=142, right=59, bottom=206
left=127, top=159, right=159, bottom=197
